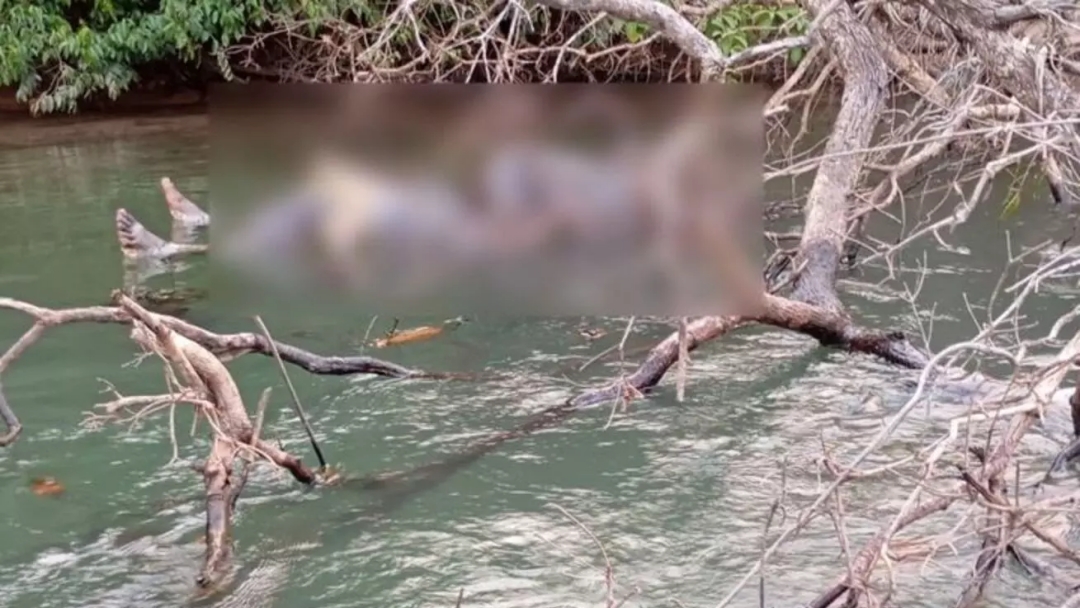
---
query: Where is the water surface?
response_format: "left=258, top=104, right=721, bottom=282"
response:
left=0, top=115, right=1078, bottom=608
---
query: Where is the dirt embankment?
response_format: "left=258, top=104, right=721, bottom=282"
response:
left=0, top=86, right=208, bottom=149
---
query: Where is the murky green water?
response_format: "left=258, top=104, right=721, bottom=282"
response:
left=0, top=116, right=1079, bottom=608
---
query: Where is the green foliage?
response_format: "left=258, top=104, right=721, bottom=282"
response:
left=0, top=0, right=813, bottom=114
left=613, top=3, right=809, bottom=72
left=0, top=0, right=349, bottom=115
left=623, top=20, right=649, bottom=44
left=999, top=163, right=1035, bottom=220
left=999, top=187, right=1022, bottom=220
left=702, top=3, right=809, bottom=63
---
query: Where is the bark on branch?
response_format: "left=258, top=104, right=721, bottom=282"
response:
left=0, top=383, right=20, bottom=446
left=530, top=0, right=725, bottom=75
left=114, top=293, right=320, bottom=587
left=570, top=295, right=927, bottom=408
left=790, top=0, right=888, bottom=311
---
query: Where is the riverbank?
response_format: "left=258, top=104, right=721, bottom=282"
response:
left=0, top=86, right=207, bottom=149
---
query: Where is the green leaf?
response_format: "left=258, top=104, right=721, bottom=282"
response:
left=999, top=188, right=1022, bottom=219
left=624, top=21, right=646, bottom=43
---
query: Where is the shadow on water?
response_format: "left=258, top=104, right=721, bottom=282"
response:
left=1, top=113, right=1080, bottom=608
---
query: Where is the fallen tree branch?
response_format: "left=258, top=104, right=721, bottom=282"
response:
left=0, top=297, right=449, bottom=376
left=570, top=293, right=928, bottom=408
left=0, top=295, right=463, bottom=448
left=199, top=435, right=237, bottom=587
left=789, top=0, right=888, bottom=311
left=113, top=293, right=326, bottom=587
left=529, top=0, right=724, bottom=75
left=809, top=331, right=1080, bottom=607
left=117, top=293, right=320, bottom=484
left=570, top=316, right=742, bottom=407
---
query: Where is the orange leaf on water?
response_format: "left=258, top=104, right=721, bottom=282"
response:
left=372, top=325, right=445, bottom=348
left=30, top=477, right=65, bottom=497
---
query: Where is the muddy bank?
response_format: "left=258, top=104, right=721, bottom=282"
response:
left=0, top=85, right=207, bottom=115
left=0, top=86, right=207, bottom=149
left=0, top=110, right=207, bottom=149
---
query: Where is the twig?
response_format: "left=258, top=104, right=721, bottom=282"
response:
left=551, top=503, right=619, bottom=607
left=253, top=315, right=328, bottom=470
left=676, top=316, right=689, bottom=402
left=604, top=317, right=637, bottom=431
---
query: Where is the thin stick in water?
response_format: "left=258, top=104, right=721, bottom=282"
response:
left=676, top=316, right=689, bottom=402
left=251, top=386, right=272, bottom=446
left=253, top=315, right=329, bottom=470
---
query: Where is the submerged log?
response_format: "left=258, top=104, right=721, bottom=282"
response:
left=199, top=437, right=237, bottom=587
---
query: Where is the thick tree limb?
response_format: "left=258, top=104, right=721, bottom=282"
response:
left=570, top=316, right=744, bottom=408
left=570, top=295, right=928, bottom=408
left=0, top=321, right=46, bottom=446
left=993, top=1, right=1077, bottom=26
left=530, top=0, right=724, bottom=75
left=0, top=297, right=447, bottom=377
left=199, top=437, right=237, bottom=587
left=753, top=295, right=927, bottom=367
left=790, top=0, right=889, bottom=311
left=117, top=293, right=319, bottom=485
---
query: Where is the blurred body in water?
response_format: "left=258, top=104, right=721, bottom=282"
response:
left=221, top=134, right=759, bottom=316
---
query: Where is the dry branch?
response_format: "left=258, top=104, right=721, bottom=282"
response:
left=0, top=295, right=463, bottom=447
left=809, top=331, right=1080, bottom=608
left=0, top=383, right=20, bottom=446
left=570, top=294, right=928, bottom=408
left=789, top=0, right=887, bottom=311
left=531, top=0, right=724, bottom=76
left=114, top=293, right=324, bottom=586
left=199, top=436, right=238, bottom=587
left=918, top=0, right=1080, bottom=205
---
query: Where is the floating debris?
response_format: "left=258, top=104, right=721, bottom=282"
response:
left=317, top=465, right=345, bottom=486
left=371, top=316, right=467, bottom=348
left=29, top=476, right=65, bottom=497
left=578, top=326, right=607, bottom=341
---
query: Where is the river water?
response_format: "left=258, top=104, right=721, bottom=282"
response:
left=0, top=112, right=1078, bottom=608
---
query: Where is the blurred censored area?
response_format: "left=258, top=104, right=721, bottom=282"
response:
left=210, top=85, right=765, bottom=317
